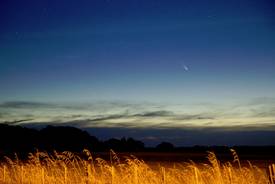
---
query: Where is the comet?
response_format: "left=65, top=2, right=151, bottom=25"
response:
left=182, top=64, right=189, bottom=71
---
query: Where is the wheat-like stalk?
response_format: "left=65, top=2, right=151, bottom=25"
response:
left=230, top=149, right=241, bottom=169
left=0, top=150, right=272, bottom=184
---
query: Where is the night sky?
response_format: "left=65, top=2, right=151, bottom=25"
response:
left=0, top=0, right=275, bottom=146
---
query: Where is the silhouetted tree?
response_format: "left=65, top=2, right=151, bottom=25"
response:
left=39, top=125, right=101, bottom=152
left=104, top=138, right=122, bottom=151
left=0, top=124, right=39, bottom=157
left=156, top=142, right=174, bottom=152
left=104, top=137, right=144, bottom=152
left=126, top=137, right=144, bottom=151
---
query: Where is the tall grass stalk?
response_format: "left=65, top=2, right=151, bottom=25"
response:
left=0, top=149, right=273, bottom=184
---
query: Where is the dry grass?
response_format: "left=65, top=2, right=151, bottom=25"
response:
left=0, top=149, right=274, bottom=184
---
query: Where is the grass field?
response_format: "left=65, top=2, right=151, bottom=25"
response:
left=0, top=149, right=274, bottom=184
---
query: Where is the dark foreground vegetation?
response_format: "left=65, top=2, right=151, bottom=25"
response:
left=1, top=123, right=275, bottom=162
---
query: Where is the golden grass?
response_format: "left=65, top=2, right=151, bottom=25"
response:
left=0, top=149, right=274, bottom=184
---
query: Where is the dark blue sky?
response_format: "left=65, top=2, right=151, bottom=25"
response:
left=1, top=0, right=275, bottom=102
left=0, top=0, right=275, bottom=145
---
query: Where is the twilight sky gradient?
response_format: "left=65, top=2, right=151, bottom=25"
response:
left=0, top=0, right=275, bottom=145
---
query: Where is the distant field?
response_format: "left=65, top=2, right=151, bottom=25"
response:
left=0, top=149, right=274, bottom=184
left=95, top=150, right=275, bottom=168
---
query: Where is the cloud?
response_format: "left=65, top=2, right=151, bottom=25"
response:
left=227, top=97, right=275, bottom=118
left=89, top=114, right=128, bottom=122
left=173, top=114, right=215, bottom=120
left=1, top=98, right=274, bottom=146
left=1, top=99, right=275, bottom=133
left=0, top=101, right=54, bottom=109
left=69, top=110, right=175, bottom=123
left=250, top=107, right=275, bottom=117
left=133, top=110, right=174, bottom=117
left=0, top=119, right=33, bottom=125
left=85, top=111, right=210, bottom=124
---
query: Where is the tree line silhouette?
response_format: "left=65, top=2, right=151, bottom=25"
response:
left=0, top=124, right=171, bottom=156
left=1, top=124, right=275, bottom=160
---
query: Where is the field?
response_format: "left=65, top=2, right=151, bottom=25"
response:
left=0, top=149, right=274, bottom=184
